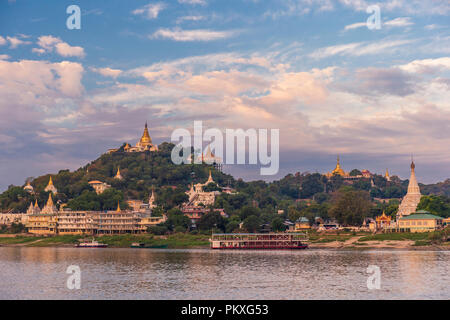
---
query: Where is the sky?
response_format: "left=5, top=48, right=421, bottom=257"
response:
left=0, top=0, right=449, bottom=191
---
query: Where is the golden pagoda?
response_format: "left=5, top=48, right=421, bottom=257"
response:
left=116, top=201, right=121, bottom=212
left=385, top=168, right=391, bottom=181
left=127, top=122, right=158, bottom=152
left=331, top=156, right=346, bottom=176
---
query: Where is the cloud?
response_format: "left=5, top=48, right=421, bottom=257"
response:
left=398, top=57, right=450, bottom=74
left=345, top=67, right=417, bottom=96
left=90, top=67, right=123, bottom=78
left=178, top=0, right=207, bottom=5
left=6, top=36, right=31, bottom=48
left=310, top=39, right=414, bottom=59
left=34, top=35, right=85, bottom=58
left=344, top=17, right=413, bottom=31
left=176, top=15, right=205, bottom=24
left=0, top=54, right=10, bottom=60
left=151, top=28, right=236, bottom=41
left=344, top=22, right=367, bottom=31
left=0, top=36, right=6, bottom=45
left=0, top=59, right=84, bottom=102
left=384, top=17, right=414, bottom=27
left=132, top=2, right=166, bottom=19
left=339, top=0, right=450, bottom=16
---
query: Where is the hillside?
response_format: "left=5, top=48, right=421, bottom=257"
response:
left=1, top=142, right=449, bottom=221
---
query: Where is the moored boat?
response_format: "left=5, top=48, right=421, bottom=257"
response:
left=210, top=233, right=308, bottom=250
left=75, top=239, right=108, bottom=248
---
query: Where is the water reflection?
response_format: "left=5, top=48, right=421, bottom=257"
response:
left=0, top=248, right=448, bottom=299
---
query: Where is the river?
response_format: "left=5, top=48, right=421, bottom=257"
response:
left=0, top=247, right=448, bottom=299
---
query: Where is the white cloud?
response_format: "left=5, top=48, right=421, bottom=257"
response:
left=6, top=36, right=31, bottom=49
left=344, top=22, right=367, bottom=31
left=91, top=67, right=122, bottom=78
left=176, top=15, right=205, bottom=24
left=339, top=0, right=450, bottom=16
left=151, top=28, right=236, bottom=41
left=178, top=0, right=207, bottom=5
left=398, top=57, right=450, bottom=74
left=132, top=2, right=166, bottom=19
left=0, top=36, right=6, bottom=46
left=344, top=17, right=413, bottom=31
left=310, top=39, right=414, bottom=59
left=34, top=35, right=85, bottom=58
left=0, top=54, right=10, bottom=60
left=384, top=17, right=414, bottom=27
left=0, top=59, right=84, bottom=103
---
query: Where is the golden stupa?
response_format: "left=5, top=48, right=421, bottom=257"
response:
left=331, top=155, right=346, bottom=176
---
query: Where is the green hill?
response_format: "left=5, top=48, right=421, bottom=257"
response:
left=0, top=142, right=233, bottom=212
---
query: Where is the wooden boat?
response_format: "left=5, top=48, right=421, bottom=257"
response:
left=210, top=233, right=308, bottom=250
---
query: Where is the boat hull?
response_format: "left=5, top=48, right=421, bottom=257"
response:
left=75, top=245, right=108, bottom=248
left=212, top=245, right=308, bottom=250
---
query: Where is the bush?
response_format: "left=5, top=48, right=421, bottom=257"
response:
left=147, top=225, right=168, bottom=235
left=174, top=226, right=187, bottom=233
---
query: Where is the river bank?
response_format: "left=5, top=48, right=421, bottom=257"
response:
left=0, top=232, right=449, bottom=250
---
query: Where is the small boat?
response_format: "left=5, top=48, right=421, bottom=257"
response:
left=131, top=242, right=146, bottom=248
left=75, top=239, right=108, bottom=248
left=146, top=244, right=168, bottom=249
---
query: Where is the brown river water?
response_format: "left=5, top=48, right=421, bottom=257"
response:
left=0, top=247, right=448, bottom=299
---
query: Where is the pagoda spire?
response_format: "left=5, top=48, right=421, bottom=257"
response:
left=116, top=200, right=121, bottom=212
left=46, top=193, right=54, bottom=207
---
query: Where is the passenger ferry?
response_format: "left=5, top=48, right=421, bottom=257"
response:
left=210, top=233, right=308, bottom=250
left=75, top=239, right=108, bottom=248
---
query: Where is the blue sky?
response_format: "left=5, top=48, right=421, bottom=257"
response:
left=0, top=0, right=449, bottom=191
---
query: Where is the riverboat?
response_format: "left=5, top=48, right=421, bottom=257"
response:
left=210, top=233, right=308, bottom=250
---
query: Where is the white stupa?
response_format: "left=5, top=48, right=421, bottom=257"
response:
left=397, top=160, right=422, bottom=219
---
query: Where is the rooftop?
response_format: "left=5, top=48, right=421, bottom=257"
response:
left=399, top=211, right=443, bottom=220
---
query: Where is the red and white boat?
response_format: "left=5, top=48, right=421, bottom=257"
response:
left=210, top=233, right=308, bottom=250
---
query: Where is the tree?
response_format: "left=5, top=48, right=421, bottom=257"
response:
left=226, top=221, right=240, bottom=233
left=299, top=173, right=324, bottom=198
left=417, top=195, right=450, bottom=218
left=330, top=189, right=372, bottom=225
left=271, top=217, right=286, bottom=232
left=287, top=205, right=301, bottom=222
left=239, top=206, right=260, bottom=220
left=243, top=215, right=261, bottom=233
left=350, top=169, right=362, bottom=176
left=197, top=211, right=225, bottom=232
